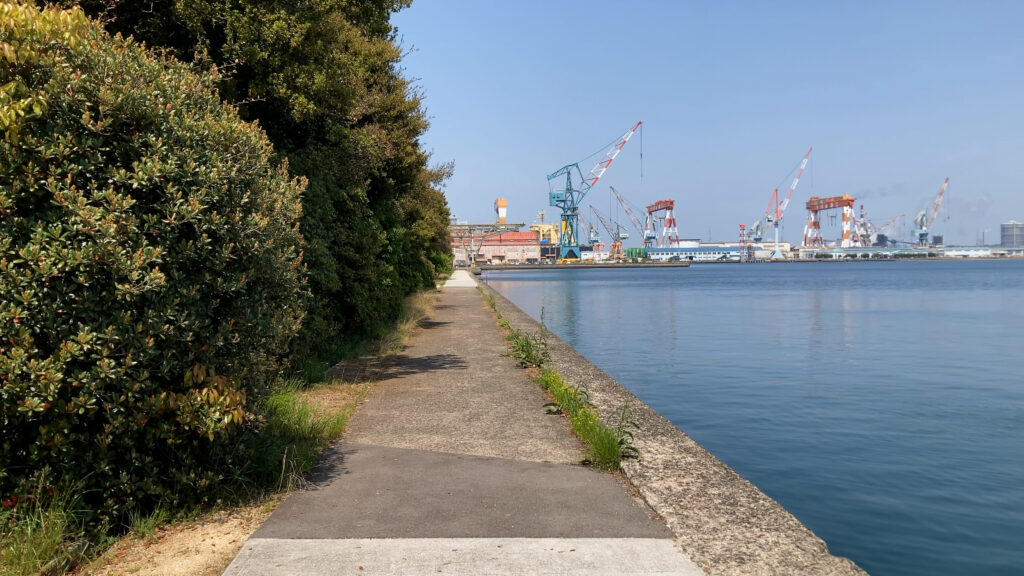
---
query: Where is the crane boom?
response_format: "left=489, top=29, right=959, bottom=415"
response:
left=610, top=186, right=645, bottom=236
left=583, top=121, right=643, bottom=191
left=589, top=205, right=616, bottom=238
left=914, top=178, right=949, bottom=245
left=928, top=177, right=950, bottom=226
left=875, top=214, right=905, bottom=234
left=767, top=146, right=812, bottom=222
left=590, top=205, right=627, bottom=260
left=762, top=146, right=812, bottom=259
left=547, top=121, right=643, bottom=260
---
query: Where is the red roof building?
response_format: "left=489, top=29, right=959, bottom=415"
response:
left=451, top=230, right=541, bottom=265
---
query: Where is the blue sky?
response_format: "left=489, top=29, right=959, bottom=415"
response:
left=393, top=1, right=1024, bottom=246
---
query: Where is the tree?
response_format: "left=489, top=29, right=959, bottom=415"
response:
left=1, top=1, right=306, bottom=520
left=62, top=0, right=452, bottom=368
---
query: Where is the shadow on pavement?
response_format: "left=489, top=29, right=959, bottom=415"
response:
left=418, top=320, right=451, bottom=330
left=377, top=353, right=467, bottom=378
left=304, top=446, right=357, bottom=487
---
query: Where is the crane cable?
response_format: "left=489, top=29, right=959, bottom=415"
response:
left=640, top=123, right=644, bottom=182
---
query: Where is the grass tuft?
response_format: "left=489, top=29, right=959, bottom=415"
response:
left=0, top=483, right=87, bottom=576
left=507, top=330, right=550, bottom=368
left=245, top=379, right=354, bottom=491
left=126, top=507, right=171, bottom=540
left=536, top=369, right=639, bottom=470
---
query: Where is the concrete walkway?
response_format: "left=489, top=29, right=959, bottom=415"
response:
left=223, top=270, right=703, bottom=575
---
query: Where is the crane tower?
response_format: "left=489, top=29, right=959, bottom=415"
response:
left=646, top=200, right=680, bottom=248
left=547, top=121, right=642, bottom=260
left=802, top=194, right=858, bottom=248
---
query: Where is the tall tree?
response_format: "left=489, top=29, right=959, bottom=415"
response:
left=64, top=0, right=452, bottom=366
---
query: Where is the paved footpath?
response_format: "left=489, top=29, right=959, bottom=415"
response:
left=224, top=270, right=704, bottom=575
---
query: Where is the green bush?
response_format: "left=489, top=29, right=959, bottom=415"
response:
left=0, top=3, right=305, bottom=525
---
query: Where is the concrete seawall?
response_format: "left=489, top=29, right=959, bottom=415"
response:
left=477, top=280, right=868, bottom=576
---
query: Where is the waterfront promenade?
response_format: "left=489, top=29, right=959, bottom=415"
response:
left=223, top=270, right=703, bottom=575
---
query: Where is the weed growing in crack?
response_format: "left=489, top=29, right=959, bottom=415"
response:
left=507, top=330, right=550, bottom=368
left=535, top=369, right=636, bottom=470
left=613, top=403, right=641, bottom=460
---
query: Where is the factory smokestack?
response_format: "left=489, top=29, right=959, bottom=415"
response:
left=494, top=198, right=507, bottom=225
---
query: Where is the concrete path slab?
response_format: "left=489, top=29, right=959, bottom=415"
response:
left=225, top=538, right=704, bottom=576
left=224, top=276, right=704, bottom=575
left=254, top=443, right=668, bottom=539
left=443, top=269, right=477, bottom=287
left=344, top=288, right=581, bottom=464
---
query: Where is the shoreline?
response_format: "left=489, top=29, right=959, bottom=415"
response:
left=477, top=278, right=867, bottom=576
left=478, top=261, right=691, bottom=270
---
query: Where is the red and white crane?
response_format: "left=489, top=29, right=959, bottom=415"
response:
left=914, top=177, right=949, bottom=245
left=764, top=147, right=812, bottom=259
left=548, top=121, right=643, bottom=260
left=646, top=199, right=679, bottom=248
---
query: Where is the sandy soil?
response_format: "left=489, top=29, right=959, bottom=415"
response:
left=73, top=501, right=278, bottom=576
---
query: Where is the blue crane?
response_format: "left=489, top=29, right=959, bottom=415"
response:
left=547, top=121, right=642, bottom=260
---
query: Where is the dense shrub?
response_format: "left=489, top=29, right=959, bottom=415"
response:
left=0, top=3, right=306, bottom=523
left=61, top=0, right=453, bottom=370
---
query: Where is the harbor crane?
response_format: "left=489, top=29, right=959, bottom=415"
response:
left=590, top=205, right=628, bottom=260
left=547, top=121, right=643, bottom=260
left=913, top=177, right=950, bottom=245
left=763, top=147, right=812, bottom=259
left=579, top=212, right=601, bottom=245
left=803, top=194, right=857, bottom=247
left=748, top=219, right=764, bottom=242
left=610, top=186, right=646, bottom=237
left=646, top=199, right=680, bottom=248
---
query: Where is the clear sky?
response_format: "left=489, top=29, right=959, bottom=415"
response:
left=392, top=1, right=1024, bottom=246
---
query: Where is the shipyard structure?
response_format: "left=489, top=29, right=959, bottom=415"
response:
left=450, top=128, right=1022, bottom=265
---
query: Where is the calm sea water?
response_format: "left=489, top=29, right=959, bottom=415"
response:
left=484, top=260, right=1024, bottom=576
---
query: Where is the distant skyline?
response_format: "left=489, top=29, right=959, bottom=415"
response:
left=393, top=1, right=1024, bottom=246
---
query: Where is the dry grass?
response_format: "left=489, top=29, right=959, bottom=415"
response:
left=298, top=380, right=371, bottom=425
left=375, top=290, right=439, bottom=357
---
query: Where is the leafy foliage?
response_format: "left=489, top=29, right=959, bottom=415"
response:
left=0, top=2, right=306, bottom=524
left=62, top=0, right=453, bottom=369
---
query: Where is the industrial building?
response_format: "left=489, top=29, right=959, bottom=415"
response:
left=647, top=242, right=742, bottom=262
left=1002, top=221, right=1024, bottom=248
left=451, top=231, right=541, bottom=265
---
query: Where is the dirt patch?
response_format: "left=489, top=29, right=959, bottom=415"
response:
left=73, top=500, right=278, bottom=576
